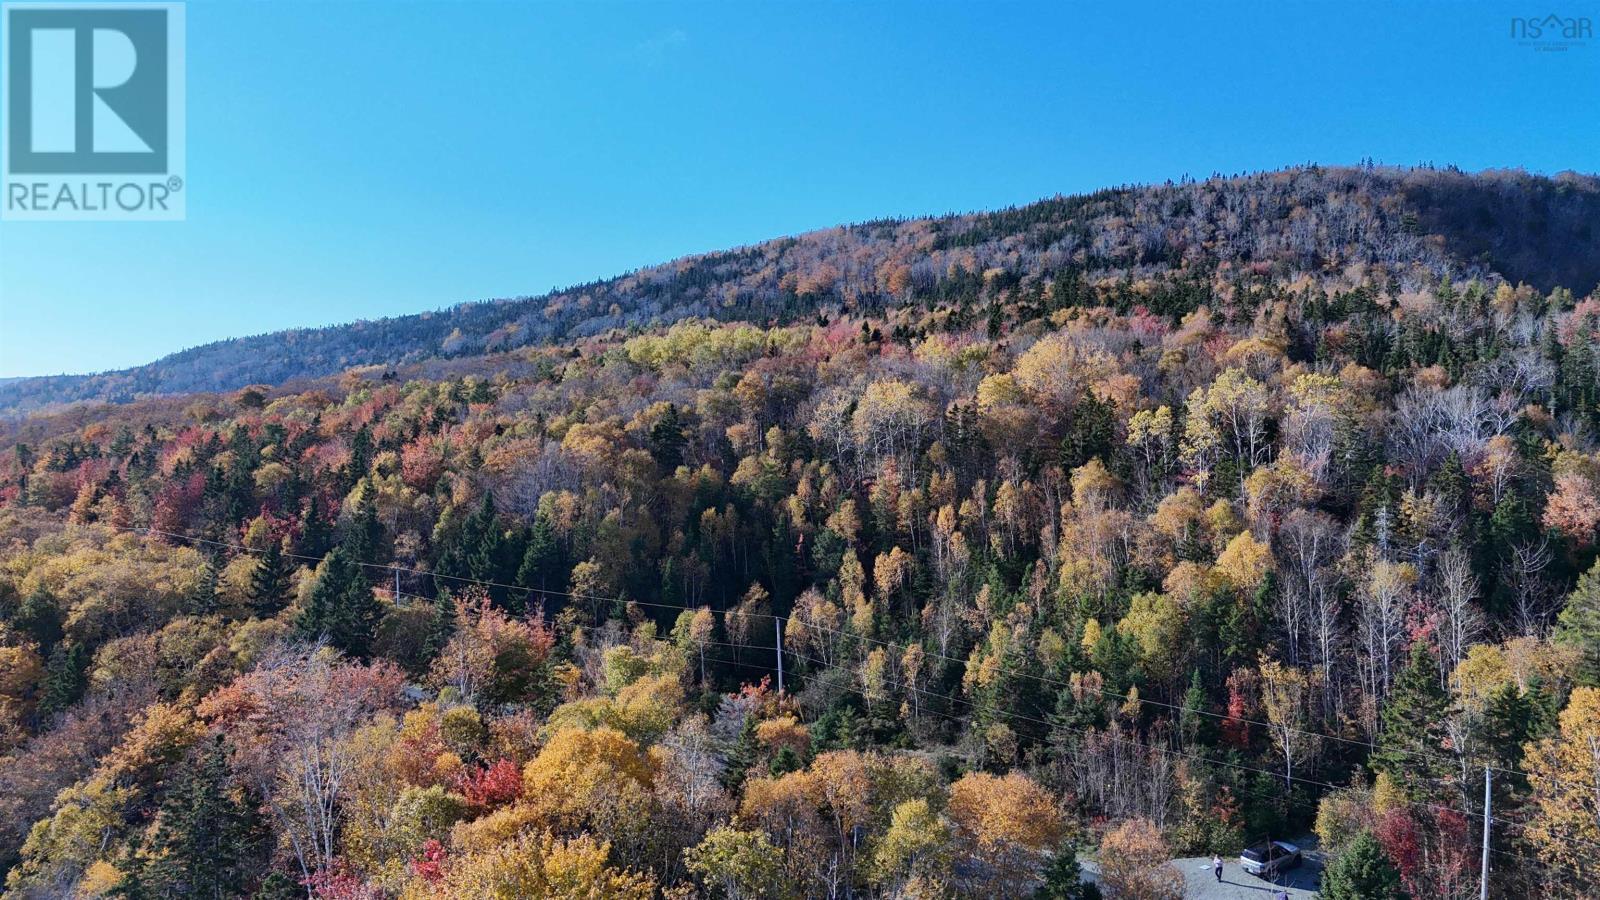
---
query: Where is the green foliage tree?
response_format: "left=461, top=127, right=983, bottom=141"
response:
left=139, top=737, right=263, bottom=898
left=516, top=511, right=563, bottom=602
left=1320, top=830, right=1405, bottom=900
left=248, top=541, right=293, bottom=618
left=648, top=403, right=689, bottom=471
left=13, top=588, right=64, bottom=651
left=1371, top=640, right=1454, bottom=802
left=297, top=495, right=334, bottom=560
left=342, top=484, right=385, bottom=564
left=294, top=547, right=380, bottom=658
left=683, top=826, right=784, bottom=900
left=421, top=589, right=458, bottom=666
left=1554, top=559, right=1600, bottom=686
left=38, top=641, right=88, bottom=717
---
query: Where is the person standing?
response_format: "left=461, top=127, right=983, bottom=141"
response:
left=1213, top=854, right=1223, bottom=882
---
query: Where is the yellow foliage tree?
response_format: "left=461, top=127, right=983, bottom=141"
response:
left=521, top=727, right=658, bottom=847
left=1523, top=687, right=1600, bottom=895
left=402, top=830, right=654, bottom=900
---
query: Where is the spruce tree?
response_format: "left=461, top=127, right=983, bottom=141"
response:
left=248, top=541, right=292, bottom=618
left=1321, top=830, right=1405, bottom=900
left=187, top=561, right=220, bottom=616
left=1554, top=559, right=1600, bottom=686
left=421, top=589, right=458, bottom=665
left=1479, top=681, right=1536, bottom=804
left=648, top=403, right=688, bottom=470
left=1179, top=668, right=1211, bottom=747
left=1372, top=640, right=1454, bottom=801
left=297, top=495, right=333, bottom=560
left=38, top=642, right=88, bottom=717
left=343, top=484, right=385, bottom=564
left=142, top=736, right=263, bottom=898
left=721, top=717, right=761, bottom=791
left=295, top=547, right=380, bottom=658
left=515, top=512, right=562, bottom=614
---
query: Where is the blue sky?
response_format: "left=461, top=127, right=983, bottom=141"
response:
left=1, top=0, right=1596, bottom=377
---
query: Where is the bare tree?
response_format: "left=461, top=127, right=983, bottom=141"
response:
left=1435, top=549, right=1482, bottom=685
left=1356, top=558, right=1415, bottom=735
left=1507, top=538, right=1556, bottom=636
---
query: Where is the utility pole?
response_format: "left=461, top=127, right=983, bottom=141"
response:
left=775, top=618, right=785, bottom=694
left=394, top=567, right=402, bottom=606
left=1480, top=765, right=1492, bottom=900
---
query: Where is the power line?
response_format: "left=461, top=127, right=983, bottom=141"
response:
left=126, top=523, right=1575, bottom=792
left=715, top=638, right=1597, bottom=871
left=89, top=523, right=1600, bottom=868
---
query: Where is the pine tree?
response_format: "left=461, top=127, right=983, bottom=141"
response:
left=1372, top=640, right=1454, bottom=801
left=249, top=541, right=293, bottom=618
left=1321, top=830, right=1405, bottom=900
left=142, top=736, right=263, bottom=898
left=295, top=547, right=380, bottom=658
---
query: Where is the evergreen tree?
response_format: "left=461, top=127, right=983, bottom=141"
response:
left=187, top=560, right=220, bottom=616
left=1372, top=640, right=1454, bottom=801
left=438, top=493, right=506, bottom=599
left=1554, top=559, right=1600, bottom=686
left=14, top=588, right=64, bottom=651
left=1321, top=830, right=1405, bottom=900
left=294, top=547, right=380, bottom=658
left=142, top=736, right=263, bottom=898
left=1478, top=681, right=1537, bottom=806
left=297, top=495, right=333, bottom=560
left=251, top=872, right=302, bottom=900
left=421, top=589, right=458, bottom=666
left=38, top=642, right=88, bottom=717
left=721, top=717, right=761, bottom=792
left=248, top=541, right=293, bottom=619
left=1033, top=836, right=1100, bottom=900
left=1059, top=392, right=1116, bottom=471
left=648, top=403, right=688, bottom=471
left=342, top=483, right=386, bottom=565
left=1179, top=669, right=1212, bottom=747
left=465, top=495, right=508, bottom=592
left=109, top=856, right=152, bottom=900
left=343, top=425, right=374, bottom=491
left=516, top=511, right=562, bottom=603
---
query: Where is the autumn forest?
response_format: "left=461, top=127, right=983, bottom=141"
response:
left=1, top=165, right=1599, bottom=899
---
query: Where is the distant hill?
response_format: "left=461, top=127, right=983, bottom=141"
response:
left=3, top=164, right=1596, bottom=417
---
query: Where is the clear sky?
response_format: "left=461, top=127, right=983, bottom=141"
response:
left=1, top=0, right=1596, bottom=377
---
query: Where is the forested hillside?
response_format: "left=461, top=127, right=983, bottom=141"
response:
left=3, top=164, right=1597, bottom=417
left=0, top=165, right=1598, bottom=899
